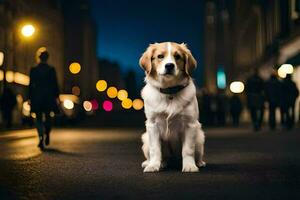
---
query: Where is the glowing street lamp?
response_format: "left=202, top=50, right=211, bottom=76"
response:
left=278, top=64, right=294, bottom=78
left=229, top=81, right=245, bottom=94
left=21, top=24, right=35, bottom=37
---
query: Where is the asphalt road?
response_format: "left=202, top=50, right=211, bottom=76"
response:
left=0, top=127, right=300, bottom=200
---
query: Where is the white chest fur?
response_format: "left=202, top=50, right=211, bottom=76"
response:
left=142, top=80, right=198, bottom=117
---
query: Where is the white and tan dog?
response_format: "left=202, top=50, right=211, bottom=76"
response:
left=140, top=42, right=206, bottom=172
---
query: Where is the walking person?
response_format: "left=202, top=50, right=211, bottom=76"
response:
left=264, top=73, right=282, bottom=130
left=281, top=74, right=299, bottom=130
left=245, top=68, right=265, bottom=131
left=28, top=51, right=60, bottom=150
left=0, top=87, right=17, bottom=128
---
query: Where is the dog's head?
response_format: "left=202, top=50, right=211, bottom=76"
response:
left=139, top=42, right=197, bottom=88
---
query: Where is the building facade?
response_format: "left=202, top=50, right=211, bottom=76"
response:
left=0, top=0, right=99, bottom=125
left=203, top=0, right=300, bottom=91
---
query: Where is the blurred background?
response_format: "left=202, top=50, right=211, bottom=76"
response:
left=0, top=0, right=300, bottom=129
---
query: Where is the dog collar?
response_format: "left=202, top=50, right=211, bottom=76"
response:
left=159, top=84, right=188, bottom=95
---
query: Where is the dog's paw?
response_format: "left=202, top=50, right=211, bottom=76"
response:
left=197, top=161, right=206, bottom=168
left=141, top=160, right=149, bottom=168
left=143, top=163, right=160, bottom=172
left=182, top=163, right=199, bottom=172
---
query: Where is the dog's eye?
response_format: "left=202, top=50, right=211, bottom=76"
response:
left=157, top=54, right=164, bottom=59
left=174, top=54, right=181, bottom=60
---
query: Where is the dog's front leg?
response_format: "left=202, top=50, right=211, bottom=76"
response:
left=144, top=120, right=162, bottom=172
left=182, top=122, right=199, bottom=172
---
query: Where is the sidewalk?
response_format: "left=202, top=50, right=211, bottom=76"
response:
left=0, top=128, right=36, bottom=141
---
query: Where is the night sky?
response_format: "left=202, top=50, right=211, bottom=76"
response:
left=90, top=0, right=204, bottom=86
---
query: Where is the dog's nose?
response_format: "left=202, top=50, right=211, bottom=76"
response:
left=165, top=63, right=175, bottom=71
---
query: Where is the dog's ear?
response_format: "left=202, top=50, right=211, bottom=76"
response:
left=181, top=43, right=197, bottom=75
left=139, top=44, right=155, bottom=74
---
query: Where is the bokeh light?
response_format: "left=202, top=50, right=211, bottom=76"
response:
left=107, top=87, right=118, bottom=98
left=229, top=81, right=245, bottom=94
left=0, top=51, right=4, bottom=66
left=117, top=89, right=128, bottom=101
left=69, top=62, right=81, bottom=74
left=0, top=70, right=3, bottom=81
left=121, top=98, right=132, bottom=109
left=63, top=99, right=74, bottom=110
left=6, top=71, right=14, bottom=83
left=90, top=99, right=99, bottom=110
left=103, top=100, right=113, bottom=112
left=14, top=72, right=30, bottom=86
left=21, top=24, right=35, bottom=37
left=83, top=101, right=92, bottom=112
left=31, top=113, right=36, bottom=119
left=50, top=112, right=55, bottom=118
left=132, top=99, right=144, bottom=110
left=72, top=86, right=81, bottom=96
left=22, top=101, right=31, bottom=116
left=96, top=80, right=107, bottom=92
left=278, top=64, right=294, bottom=78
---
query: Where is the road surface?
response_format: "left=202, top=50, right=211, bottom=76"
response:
left=0, top=127, right=300, bottom=200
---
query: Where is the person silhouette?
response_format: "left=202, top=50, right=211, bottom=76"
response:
left=281, top=74, right=299, bottom=129
left=0, top=86, right=17, bottom=128
left=229, top=94, right=243, bottom=127
left=245, top=68, right=265, bottom=131
left=28, top=51, right=60, bottom=150
left=264, top=73, right=282, bottom=130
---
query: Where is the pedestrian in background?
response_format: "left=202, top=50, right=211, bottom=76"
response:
left=229, top=94, right=243, bottom=127
left=216, top=90, right=228, bottom=126
left=264, top=73, right=282, bottom=130
left=281, top=74, right=299, bottom=130
left=28, top=51, right=60, bottom=150
left=0, top=86, right=17, bottom=128
left=199, top=88, right=211, bottom=126
left=245, top=68, right=265, bottom=131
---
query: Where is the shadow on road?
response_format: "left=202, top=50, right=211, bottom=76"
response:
left=42, top=148, right=80, bottom=157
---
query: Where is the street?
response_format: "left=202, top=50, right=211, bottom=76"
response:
left=0, top=127, right=300, bottom=200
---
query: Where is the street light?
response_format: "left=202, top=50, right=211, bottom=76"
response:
left=278, top=64, right=294, bottom=78
left=229, top=81, right=245, bottom=94
left=21, top=24, right=35, bottom=37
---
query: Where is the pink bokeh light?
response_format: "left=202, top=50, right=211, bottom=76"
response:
left=103, top=100, right=113, bottom=112
left=90, top=99, right=99, bottom=110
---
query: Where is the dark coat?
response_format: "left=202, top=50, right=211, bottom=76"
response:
left=245, top=74, right=265, bottom=109
left=281, top=78, right=299, bottom=107
left=229, top=95, right=242, bottom=115
left=264, top=75, right=282, bottom=106
left=29, top=63, right=59, bottom=113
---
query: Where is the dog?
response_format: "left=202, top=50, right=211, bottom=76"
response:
left=139, top=42, right=206, bottom=172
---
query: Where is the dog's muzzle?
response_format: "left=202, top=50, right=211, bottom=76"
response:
left=164, top=63, right=175, bottom=75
